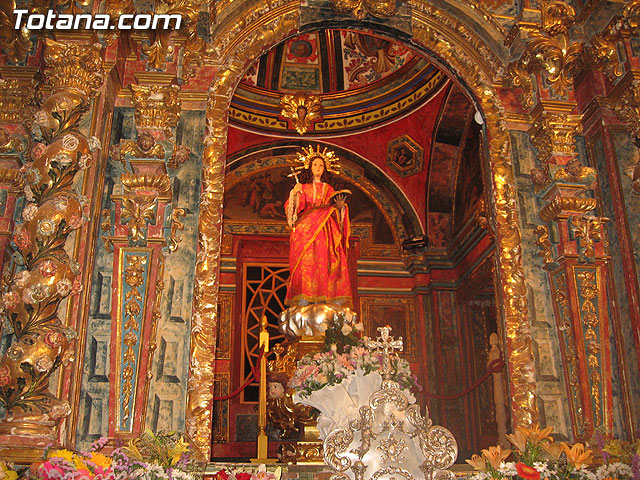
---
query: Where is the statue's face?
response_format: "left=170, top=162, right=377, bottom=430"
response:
left=268, top=381, right=285, bottom=399
left=311, top=157, right=325, bottom=180
left=137, top=132, right=154, bottom=151
left=566, top=159, right=582, bottom=176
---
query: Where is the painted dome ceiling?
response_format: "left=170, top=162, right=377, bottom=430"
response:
left=229, top=30, right=448, bottom=136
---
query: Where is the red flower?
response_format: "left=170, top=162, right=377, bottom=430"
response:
left=236, top=473, right=252, bottom=480
left=13, top=228, right=31, bottom=250
left=214, top=470, right=229, bottom=480
left=516, top=462, right=540, bottom=480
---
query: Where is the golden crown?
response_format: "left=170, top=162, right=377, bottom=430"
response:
left=292, top=145, right=341, bottom=176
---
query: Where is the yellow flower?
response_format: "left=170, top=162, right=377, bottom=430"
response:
left=563, top=443, right=593, bottom=469
left=482, top=445, right=512, bottom=470
left=73, top=456, right=89, bottom=472
left=507, top=429, right=528, bottom=453
left=465, top=454, right=487, bottom=471
left=89, top=452, right=112, bottom=469
left=168, top=436, right=189, bottom=466
left=47, top=449, right=75, bottom=463
left=542, top=441, right=565, bottom=461
left=521, top=425, right=554, bottom=445
left=0, top=461, right=18, bottom=480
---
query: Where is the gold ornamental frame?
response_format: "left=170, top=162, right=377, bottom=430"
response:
left=188, top=1, right=538, bottom=458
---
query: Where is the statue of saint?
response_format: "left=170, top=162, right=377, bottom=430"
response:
left=284, top=146, right=352, bottom=311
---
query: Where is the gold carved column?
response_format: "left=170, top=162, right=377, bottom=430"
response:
left=507, top=1, right=614, bottom=439
left=0, top=39, right=104, bottom=461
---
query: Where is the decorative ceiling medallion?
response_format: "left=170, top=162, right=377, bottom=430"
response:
left=280, top=93, right=323, bottom=135
left=386, top=135, right=423, bottom=177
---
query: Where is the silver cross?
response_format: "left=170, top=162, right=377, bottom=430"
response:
left=366, top=326, right=403, bottom=379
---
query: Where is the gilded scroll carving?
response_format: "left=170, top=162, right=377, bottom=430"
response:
left=506, top=1, right=583, bottom=106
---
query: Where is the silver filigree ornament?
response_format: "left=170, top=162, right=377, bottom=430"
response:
left=322, top=327, right=458, bottom=480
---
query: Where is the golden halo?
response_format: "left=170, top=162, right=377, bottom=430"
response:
left=292, top=145, right=341, bottom=176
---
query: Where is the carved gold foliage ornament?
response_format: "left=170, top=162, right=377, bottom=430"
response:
left=329, top=0, right=396, bottom=20
left=507, top=1, right=583, bottom=106
left=44, top=39, right=104, bottom=97
left=534, top=225, right=555, bottom=264
left=169, top=208, right=186, bottom=252
left=122, top=173, right=172, bottom=196
left=576, top=269, right=602, bottom=427
left=540, top=196, right=596, bottom=223
left=552, top=273, right=585, bottom=436
left=121, top=254, right=147, bottom=425
left=130, top=84, right=181, bottom=135
left=529, top=112, right=582, bottom=163
left=0, top=1, right=33, bottom=63
left=0, top=168, right=24, bottom=193
left=572, top=216, right=607, bottom=258
left=0, top=78, right=36, bottom=124
left=280, top=93, right=323, bottom=135
left=612, top=81, right=640, bottom=145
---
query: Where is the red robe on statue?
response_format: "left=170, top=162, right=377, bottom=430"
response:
left=285, top=182, right=352, bottom=307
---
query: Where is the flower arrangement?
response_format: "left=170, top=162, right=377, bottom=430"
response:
left=289, top=342, right=420, bottom=398
left=28, top=430, right=205, bottom=479
left=210, top=464, right=282, bottom=480
left=466, top=425, right=639, bottom=480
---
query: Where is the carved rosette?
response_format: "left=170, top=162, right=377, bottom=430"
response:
left=0, top=39, right=104, bottom=438
left=130, top=84, right=181, bottom=135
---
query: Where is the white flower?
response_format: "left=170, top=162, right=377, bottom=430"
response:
left=34, top=110, right=48, bottom=125
left=24, top=185, right=34, bottom=202
left=53, top=195, right=69, bottom=210
left=53, top=152, right=72, bottom=166
left=354, top=322, right=364, bottom=332
left=88, top=136, right=101, bottom=151
left=318, top=322, right=328, bottom=332
left=37, top=218, right=57, bottom=236
left=14, top=270, right=31, bottom=287
left=79, top=153, right=92, bottom=169
left=171, top=471, right=193, bottom=480
left=22, top=203, right=38, bottom=221
left=34, top=354, right=53, bottom=372
left=341, top=324, right=352, bottom=335
left=56, top=278, right=72, bottom=296
left=330, top=343, right=337, bottom=352
left=61, top=133, right=79, bottom=151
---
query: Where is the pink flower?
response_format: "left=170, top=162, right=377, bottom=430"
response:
left=13, top=228, right=31, bottom=249
left=71, top=278, right=83, bottom=295
left=31, top=142, right=47, bottom=160
left=39, top=259, right=57, bottom=277
left=68, top=215, right=84, bottom=229
left=2, top=291, right=19, bottom=310
left=44, top=330, right=64, bottom=348
left=0, top=364, right=10, bottom=386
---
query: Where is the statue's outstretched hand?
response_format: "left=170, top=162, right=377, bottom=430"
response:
left=334, top=194, right=346, bottom=210
left=291, top=183, right=303, bottom=196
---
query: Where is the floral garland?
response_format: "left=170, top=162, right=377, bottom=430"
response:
left=289, top=342, right=421, bottom=398
left=466, top=425, right=640, bottom=480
